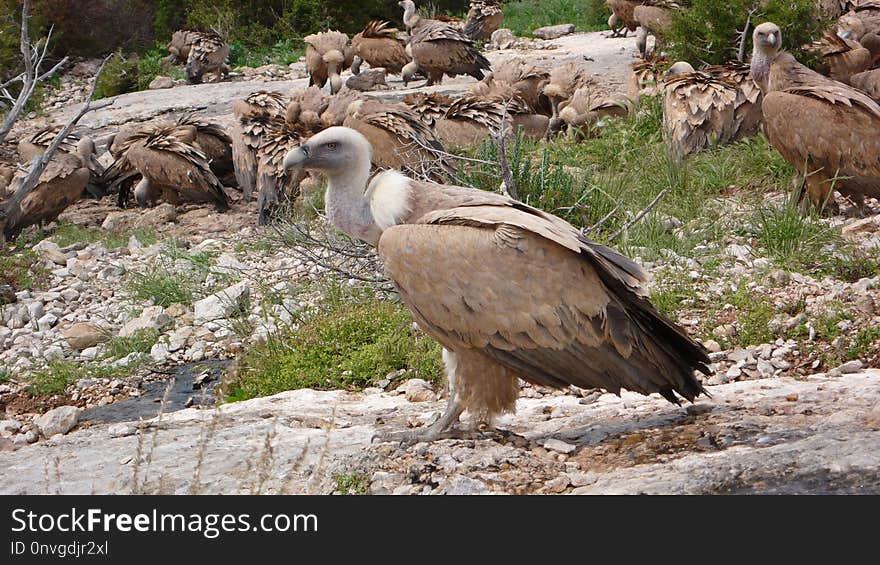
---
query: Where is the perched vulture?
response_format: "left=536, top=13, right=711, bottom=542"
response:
left=462, top=1, right=504, bottom=41
left=405, top=91, right=530, bottom=146
left=320, top=88, right=362, bottom=128
left=282, top=126, right=711, bottom=441
left=837, top=5, right=880, bottom=41
left=751, top=21, right=880, bottom=210
left=705, top=61, right=764, bottom=141
left=634, top=1, right=679, bottom=59
left=255, top=103, right=309, bottom=225
left=605, top=0, right=644, bottom=37
left=812, top=31, right=873, bottom=83
left=165, top=29, right=201, bottom=65
left=850, top=67, right=880, bottom=100
left=304, top=30, right=354, bottom=95
left=175, top=114, right=234, bottom=185
left=109, top=125, right=229, bottom=211
left=186, top=31, right=230, bottom=84
left=627, top=56, right=669, bottom=102
left=342, top=98, right=455, bottom=180
left=471, top=57, right=551, bottom=116
left=542, top=62, right=598, bottom=132
left=662, top=62, right=738, bottom=158
left=231, top=90, right=287, bottom=201
left=18, top=126, right=105, bottom=198
left=399, top=0, right=492, bottom=86
left=350, top=21, right=410, bottom=76
left=2, top=138, right=95, bottom=241
left=558, top=88, right=632, bottom=137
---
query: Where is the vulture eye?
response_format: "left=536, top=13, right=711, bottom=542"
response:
left=326, top=142, right=337, bottom=151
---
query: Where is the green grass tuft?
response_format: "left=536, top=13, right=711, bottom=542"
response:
left=50, top=223, right=158, bottom=249
left=103, top=328, right=160, bottom=361
left=332, top=472, right=370, bottom=495
left=0, top=249, right=49, bottom=291
left=503, top=0, right=609, bottom=37
left=225, top=291, right=442, bottom=402
left=26, top=361, right=80, bottom=395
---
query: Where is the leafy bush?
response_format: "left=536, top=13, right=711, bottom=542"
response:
left=666, top=0, right=826, bottom=66
left=93, top=49, right=139, bottom=99
left=503, top=0, right=609, bottom=37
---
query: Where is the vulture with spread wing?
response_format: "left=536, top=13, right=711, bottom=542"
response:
left=662, top=62, right=738, bottom=158
left=350, top=21, right=410, bottom=76
left=463, top=1, right=504, bottom=41
left=343, top=98, right=455, bottom=180
left=751, top=21, right=880, bottom=210
left=282, top=127, right=711, bottom=441
left=399, top=0, right=492, bottom=86
left=705, top=61, right=764, bottom=141
left=304, top=30, right=354, bottom=94
left=2, top=138, right=95, bottom=241
left=231, top=90, right=287, bottom=202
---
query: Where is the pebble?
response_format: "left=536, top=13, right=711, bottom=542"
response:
left=837, top=360, right=863, bottom=374
left=543, top=438, right=577, bottom=454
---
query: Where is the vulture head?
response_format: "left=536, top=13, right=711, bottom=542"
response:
left=666, top=61, right=696, bottom=77
left=75, top=137, right=97, bottom=163
left=323, top=50, right=346, bottom=94
left=837, top=12, right=865, bottom=41
left=283, top=126, right=371, bottom=176
left=751, top=22, right=782, bottom=90
left=399, top=0, right=417, bottom=25
left=753, top=22, right=782, bottom=56
left=402, top=61, right=419, bottom=86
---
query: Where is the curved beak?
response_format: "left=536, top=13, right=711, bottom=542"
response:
left=283, top=146, right=308, bottom=171
left=837, top=30, right=852, bottom=40
left=766, top=32, right=777, bottom=47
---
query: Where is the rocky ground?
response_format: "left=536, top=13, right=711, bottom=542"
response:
left=1, top=29, right=879, bottom=494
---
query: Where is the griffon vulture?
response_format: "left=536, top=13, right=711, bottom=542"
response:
left=165, top=29, right=200, bottom=65
left=350, top=21, right=410, bottom=76
left=405, top=91, right=532, bottom=146
left=109, top=125, right=229, bottom=211
left=255, top=102, right=309, bottom=225
left=185, top=31, right=230, bottom=84
left=231, top=90, right=287, bottom=202
left=304, top=30, right=354, bottom=95
left=662, top=62, right=739, bottom=158
left=634, top=1, right=679, bottom=59
left=471, top=57, right=551, bottom=116
left=850, top=67, right=880, bottom=100
left=705, top=61, right=764, bottom=141
left=320, top=88, right=362, bottom=128
left=627, top=56, right=669, bottom=102
left=605, top=0, right=644, bottom=37
left=557, top=88, right=632, bottom=138
left=281, top=126, right=711, bottom=441
left=343, top=98, right=455, bottom=180
left=2, top=138, right=95, bottom=241
left=751, top=21, right=880, bottom=210
left=18, top=126, right=105, bottom=198
left=812, top=31, right=873, bottom=83
left=175, top=114, right=234, bottom=185
left=463, top=1, right=504, bottom=41
left=542, top=62, right=598, bottom=133
left=399, top=0, right=492, bottom=86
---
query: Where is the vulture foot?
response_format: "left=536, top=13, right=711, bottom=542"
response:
left=373, top=397, right=465, bottom=445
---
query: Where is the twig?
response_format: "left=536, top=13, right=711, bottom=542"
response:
left=493, top=111, right=518, bottom=199
left=608, top=188, right=669, bottom=242
left=737, top=9, right=757, bottom=62
left=584, top=203, right=621, bottom=235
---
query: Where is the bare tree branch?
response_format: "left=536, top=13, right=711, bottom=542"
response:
left=608, top=188, right=669, bottom=242
left=0, top=1, right=70, bottom=143
left=493, top=111, right=518, bottom=200
left=737, top=8, right=757, bottom=62
left=0, top=55, right=113, bottom=244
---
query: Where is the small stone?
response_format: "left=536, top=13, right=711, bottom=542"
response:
left=726, top=366, right=742, bottom=380
left=108, top=423, right=136, bottom=438
left=80, top=346, right=100, bottom=361
left=193, top=282, right=250, bottom=324
left=727, top=349, right=753, bottom=363
left=119, top=306, right=172, bottom=337
left=149, top=75, right=174, bottom=89
left=546, top=475, right=570, bottom=493
left=398, top=378, right=436, bottom=402
left=0, top=285, right=16, bottom=305
left=703, top=339, right=721, bottom=353
left=757, top=359, right=775, bottom=378
left=25, top=430, right=38, bottom=443
left=63, top=322, right=108, bottom=350
left=345, top=67, right=387, bottom=91
left=439, top=475, right=489, bottom=495
left=32, top=240, right=68, bottom=265
left=785, top=393, right=799, bottom=402
left=532, top=23, right=575, bottom=39
left=0, top=419, right=22, bottom=437
left=150, top=342, right=170, bottom=363
left=713, top=324, right=736, bottom=338
left=543, top=438, right=577, bottom=454
left=133, top=203, right=177, bottom=228
left=34, top=406, right=80, bottom=437
left=36, top=312, right=58, bottom=332
left=837, top=360, right=863, bottom=374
